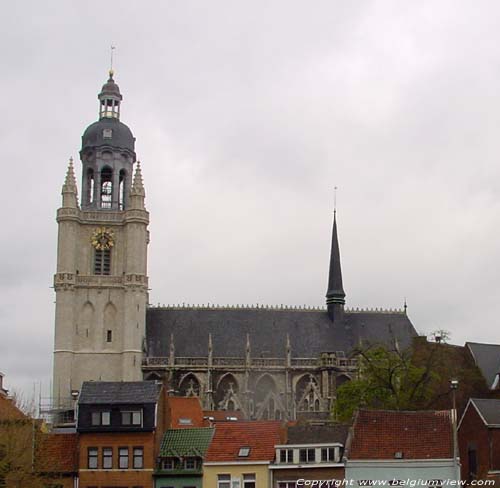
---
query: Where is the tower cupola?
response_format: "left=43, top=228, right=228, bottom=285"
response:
left=98, top=70, right=122, bottom=119
left=80, top=71, right=136, bottom=210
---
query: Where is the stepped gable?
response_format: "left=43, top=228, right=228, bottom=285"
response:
left=146, top=306, right=417, bottom=358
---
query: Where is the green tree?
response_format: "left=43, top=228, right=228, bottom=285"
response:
left=335, top=342, right=441, bottom=422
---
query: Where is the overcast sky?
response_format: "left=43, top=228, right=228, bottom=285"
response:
left=2, top=0, right=500, bottom=399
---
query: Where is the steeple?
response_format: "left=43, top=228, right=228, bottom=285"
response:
left=325, top=210, right=346, bottom=321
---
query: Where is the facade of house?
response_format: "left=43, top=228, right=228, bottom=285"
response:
left=155, top=427, right=214, bottom=488
left=204, top=420, right=283, bottom=488
left=344, top=409, right=460, bottom=483
left=53, top=71, right=419, bottom=421
left=77, top=381, right=164, bottom=488
left=458, top=398, right=500, bottom=482
left=271, top=424, right=348, bottom=487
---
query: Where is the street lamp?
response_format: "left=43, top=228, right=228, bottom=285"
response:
left=450, top=379, right=459, bottom=479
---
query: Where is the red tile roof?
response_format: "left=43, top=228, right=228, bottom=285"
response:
left=348, top=409, right=454, bottom=460
left=0, top=396, right=27, bottom=420
left=36, top=433, right=78, bottom=473
left=167, top=396, right=204, bottom=428
left=206, top=420, right=283, bottom=462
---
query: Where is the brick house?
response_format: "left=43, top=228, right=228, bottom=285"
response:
left=35, top=432, right=79, bottom=488
left=204, top=420, right=284, bottom=488
left=77, top=381, right=164, bottom=488
left=458, top=398, right=500, bottom=482
left=344, top=409, right=460, bottom=483
left=271, top=423, right=348, bottom=487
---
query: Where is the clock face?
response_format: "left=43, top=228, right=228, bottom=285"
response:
left=91, top=227, right=115, bottom=251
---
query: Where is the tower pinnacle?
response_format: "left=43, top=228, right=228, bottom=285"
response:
left=61, top=157, right=78, bottom=208
left=325, top=210, right=346, bottom=321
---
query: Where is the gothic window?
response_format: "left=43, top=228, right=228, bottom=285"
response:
left=179, top=374, right=200, bottom=397
left=94, top=248, right=111, bottom=275
left=296, top=375, right=322, bottom=412
left=215, top=374, right=240, bottom=410
left=100, top=167, right=113, bottom=208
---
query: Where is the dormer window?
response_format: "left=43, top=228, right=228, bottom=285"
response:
left=121, top=409, right=142, bottom=426
left=103, top=128, right=113, bottom=139
left=91, top=410, right=110, bottom=426
left=299, top=448, right=315, bottom=463
left=321, top=447, right=337, bottom=462
left=279, top=448, right=293, bottom=463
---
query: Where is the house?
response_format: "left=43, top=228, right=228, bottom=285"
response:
left=77, top=381, right=164, bottom=488
left=271, top=423, right=348, bottom=487
left=0, top=392, right=52, bottom=487
left=154, top=427, right=214, bottom=488
left=35, top=432, right=79, bottom=488
left=458, top=398, right=500, bottom=482
left=466, top=342, right=500, bottom=390
left=344, top=409, right=460, bottom=483
left=204, top=420, right=284, bottom=488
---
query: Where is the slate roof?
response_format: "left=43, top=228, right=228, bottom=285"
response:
left=159, top=427, right=214, bottom=457
left=466, top=342, right=500, bottom=388
left=348, top=409, right=454, bottom=460
left=36, top=433, right=78, bottom=473
left=469, top=398, right=500, bottom=426
left=286, top=424, right=349, bottom=445
left=146, top=307, right=417, bottom=358
left=79, top=381, right=160, bottom=405
left=205, top=420, right=283, bottom=462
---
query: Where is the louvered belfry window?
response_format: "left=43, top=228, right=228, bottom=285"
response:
left=94, top=248, right=111, bottom=275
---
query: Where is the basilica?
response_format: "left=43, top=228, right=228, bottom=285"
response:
left=52, top=72, right=417, bottom=421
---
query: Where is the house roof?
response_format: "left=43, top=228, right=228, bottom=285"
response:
left=167, top=397, right=204, bottom=428
left=36, top=433, right=78, bottom=473
left=160, top=427, right=214, bottom=457
left=205, top=420, right=283, bottom=462
left=286, top=424, right=349, bottom=445
left=0, top=395, right=27, bottom=420
left=146, top=307, right=417, bottom=358
left=468, top=398, right=500, bottom=426
left=348, top=409, right=453, bottom=460
left=466, top=342, right=500, bottom=388
left=79, top=381, right=161, bottom=405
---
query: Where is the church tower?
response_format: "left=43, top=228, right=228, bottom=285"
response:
left=53, top=71, right=149, bottom=407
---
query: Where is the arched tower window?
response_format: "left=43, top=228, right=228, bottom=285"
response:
left=119, top=169, right=126, bottom=210
left=94, top=248, right=111, bottom=275
left=86, top=168, right=95, bottom=205
left=100, top=167, right=113, bottom=209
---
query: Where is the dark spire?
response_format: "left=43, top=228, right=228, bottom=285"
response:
left=326, top=210, right=346, bottom=321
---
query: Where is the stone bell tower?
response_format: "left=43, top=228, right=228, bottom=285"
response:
left=52, top=71, right=149, bottom=407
